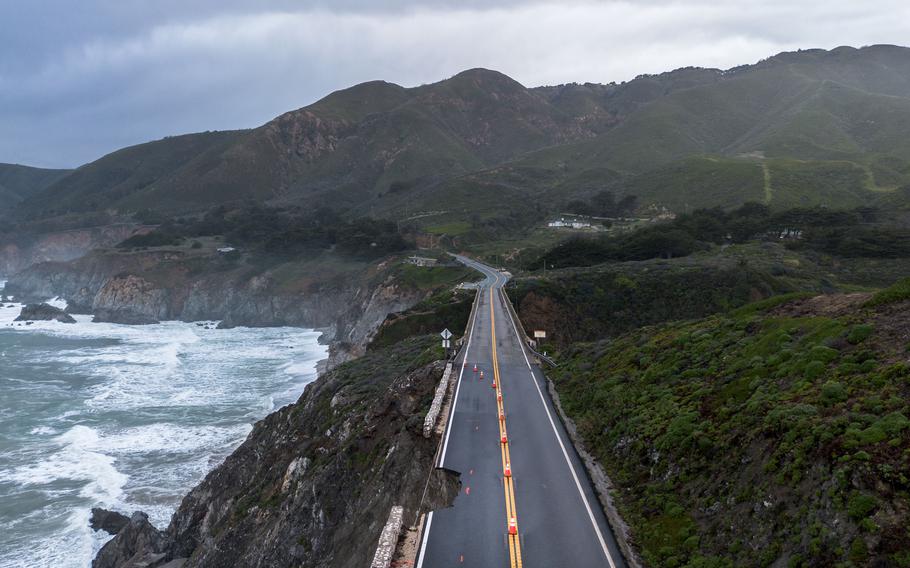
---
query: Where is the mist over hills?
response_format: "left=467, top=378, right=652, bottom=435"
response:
left=11, top=44, right=910, bottom=223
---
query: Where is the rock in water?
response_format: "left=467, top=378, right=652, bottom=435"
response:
left=92, top=512, right=170, bottom=568
left=92, top=308, right=160, bottom=325
left=89, top=508, right=131, bottom=536
left=14, top=303, right=76, bottom=323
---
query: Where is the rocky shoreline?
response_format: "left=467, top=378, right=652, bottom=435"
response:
left=90, top=337, right=459, bottom=568
left=4, top=249, right=431, bottom=368
left=3, top=248, right=461, bottom=567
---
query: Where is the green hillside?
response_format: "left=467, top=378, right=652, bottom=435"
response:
left=550, top=287, right=910, bottom=567
left=0, top=163, right=71, bottom=205
left=15, top=45, right=910, bottom=226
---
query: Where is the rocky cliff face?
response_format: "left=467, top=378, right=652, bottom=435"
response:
left=0, top=224, right=147, bottom=276
left=5, top=248, right=430, bottom=361
left=93, top=336, right=459, bottom=568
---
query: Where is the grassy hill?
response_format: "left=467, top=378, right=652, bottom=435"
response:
left=15, top=45, right=910, bottom=230
left=549, top=284, right=910, bottom=567
left=0, top=163, right=70, bottom=206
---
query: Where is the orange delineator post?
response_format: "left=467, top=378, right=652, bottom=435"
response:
left=508, top=517, right=517, bottom=535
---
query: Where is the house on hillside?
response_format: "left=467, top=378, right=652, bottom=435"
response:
left=548, top=217, right=592, bottom=229
left=406, top=255, right=438, bottom=267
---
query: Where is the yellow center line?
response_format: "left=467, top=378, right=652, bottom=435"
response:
left=490, top=288, right=522, bottom=568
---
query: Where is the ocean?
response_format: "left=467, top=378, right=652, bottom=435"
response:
left=0, top=281, right=326, bottom=567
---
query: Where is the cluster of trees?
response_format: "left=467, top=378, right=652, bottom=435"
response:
left=537, top=203, right=909, bottom=269
left=565, top=190, right=639, bottom=218
left=121, top=205, right=409, bottom=260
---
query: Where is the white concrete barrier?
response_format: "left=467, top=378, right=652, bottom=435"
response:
left=423, top=362, right=453, bottom=438
left=370, top=505, right=404, bottom=568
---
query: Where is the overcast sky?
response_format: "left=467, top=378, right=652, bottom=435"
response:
left=2, top=0, right=909, bottom=169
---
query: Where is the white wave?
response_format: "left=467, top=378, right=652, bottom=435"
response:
left=0, top=314, right=327, bottom=567
left=45, top=296, right=68, bottom=310
left=0, top=425, right=127, bottom=504
left=100, top=423, right=252, bottom=455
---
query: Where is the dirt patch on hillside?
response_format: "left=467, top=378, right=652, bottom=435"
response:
left=770, top=292, right=872, bottom=318
left=870, top=299, right=910, bottom=363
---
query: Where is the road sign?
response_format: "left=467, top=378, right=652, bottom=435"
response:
left=440, top=328, right=453, bottom=339
left=442, top=339, right=451, bottom=349
left=533, top=330, right=547, bottom=339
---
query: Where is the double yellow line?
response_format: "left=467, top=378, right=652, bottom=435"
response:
left=490, top=288, right=522, bottom=568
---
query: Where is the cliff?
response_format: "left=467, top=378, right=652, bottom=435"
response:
left=93, top=335, right=459, bottom=568
left=0, top=223, right=147, bottom=277
left=4, top=246, right=436, bottom=360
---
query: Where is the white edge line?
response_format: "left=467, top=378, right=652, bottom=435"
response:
left=499, top=283, right=618, bottom=568
left=415, top=511, right=434, bottom=568
left=418, top=259, right=486, bottom=565
left=438, top=264, right=482, bottom=467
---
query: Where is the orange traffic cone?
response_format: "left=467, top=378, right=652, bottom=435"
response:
left=504, top=462, right=512, bottom=477
left=491, top=380, right=496, bottom=388
left=501, top=433, right=508, bottom=444
left=508, top=517, right=517, bottom=535
left=473, top=364, right=478, bottom=373
left=497, top=393, right=502, bottom=403
left=479, top=370, right=484, bottom=379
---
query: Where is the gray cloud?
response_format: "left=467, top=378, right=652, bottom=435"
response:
left=2, top=0, right=909, bottom=168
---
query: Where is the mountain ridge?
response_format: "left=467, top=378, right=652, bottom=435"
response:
left=13, top=44, right=910, bottom=224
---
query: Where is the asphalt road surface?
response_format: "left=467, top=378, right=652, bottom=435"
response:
left=416, top=256, right=626, bottom=567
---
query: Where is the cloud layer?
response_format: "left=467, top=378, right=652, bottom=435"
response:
left=3, top=0, right=909, bottom=168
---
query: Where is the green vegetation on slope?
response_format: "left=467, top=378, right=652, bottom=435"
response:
left=0, top=163, right=71, bottom=207
left=552, top=292, right=910, bottom=567
left=535, top=204, right=910, bottom=270
left=508, top=260, right=795, bottom=348
left=118, top=204, right=408, bottom=261
left=16, top=45, right=910, bottom=227
left=370, top=289, right=474, bottom=350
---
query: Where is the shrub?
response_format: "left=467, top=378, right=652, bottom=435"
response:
left=820, top=381, right=846, bottom=403
left=850, top=537, right=868, bottom=562
left=118, top=230, right=183, bottom=248
left=805, top=361, right=826, bottom=380
left=846, top=324, right=874, bottom=344
left=847, top=492, right=877, bottom=519
left=879, top=412, right=910, bottom=436
left=866, top=277, right=910, bottom=307
left=809, top=345, right=839, bottom=363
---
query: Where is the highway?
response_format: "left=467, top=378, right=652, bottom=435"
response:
left=416, top=256, right=626, bottom=567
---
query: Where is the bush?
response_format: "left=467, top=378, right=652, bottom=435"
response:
left=820, top=380, right=846, bottom=403
left=117, top=231, right=183, bottom=248
left=866, top=278, right=910, bottom=307
left=847, top=492, right=877, bottom=519
left=809, top=345, right=839, bottom=363
left=805, top=361, right=826, bottom=380
left=847, top=324, right=874, bottom=344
